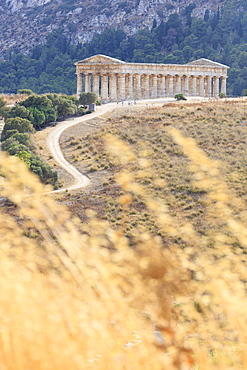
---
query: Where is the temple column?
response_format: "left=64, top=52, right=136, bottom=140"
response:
left=157, top=75, right=162, bottom=98
left=192, top=76, right=197, bottom=96
left=129, top=74, right=134, bottom=100
left=153, top=75, right=158, bottom=98
left=175, top=75, right=181, bottom=94
left=110, top=74, right=117, bottom=101
left=161, top=75, right=166, bottom=97
left=134, top=74, right=141, bottom=100
left=101, top=74, right=108, bottom=101
left=140, top=75, right=145, bottom=99
left=93, top=74, right=99, bottom=97
left=76, top=73, right=82, bottom=97
left=165, top=75, right=169, bottom=97
left=168, top=75, right=174, bottom=97
left=149, top=75, right=154, bottom=98
left=181, top=76, right=185, bottom=94
left=126, top=74, right=131, bottom=100
left=145, top=75, right=150, bottom=99
left=184, top=76, right=189, bottom=96
left=199, top=76, right=204, bottom=97
left=142, top=74, right=146, bottom=99
left=221, top=76, right=227, bottom=95
left=84, top=73, right=90, bottom=93
left=205, top=76, right=211, bottom=97
left=118, top=74, right=126, bottom=101
left=213, top=76, right=219, bottom=97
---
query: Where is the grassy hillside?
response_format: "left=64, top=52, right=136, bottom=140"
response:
left=59, top=99, right=247, bottom=246
left=1, top=100, right=247, bottom=368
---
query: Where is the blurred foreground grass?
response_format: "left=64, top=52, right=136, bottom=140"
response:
left=0, top=123, right=247, bottom=369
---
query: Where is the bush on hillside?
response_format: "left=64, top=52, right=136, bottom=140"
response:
left=174, top=93, right=187, bottom=101
left=17, top=89, right=33, bottom=95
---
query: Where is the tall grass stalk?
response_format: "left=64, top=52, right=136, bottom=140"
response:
left=0, top=126, right=246, bottom=369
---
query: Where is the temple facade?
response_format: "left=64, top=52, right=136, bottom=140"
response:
left=75, top=55, right=229, bottom=102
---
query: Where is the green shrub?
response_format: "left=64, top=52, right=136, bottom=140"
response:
left=174, top=93, right=187, bottom=101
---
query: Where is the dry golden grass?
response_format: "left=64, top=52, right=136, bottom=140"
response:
left=60, top=100, right=247, bottom=242
left=1, top=103, right=247, bottom=368
left=0, top=93, right=31, bottom=106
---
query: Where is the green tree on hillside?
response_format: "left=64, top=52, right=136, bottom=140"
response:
left=79, top=92, right=97, bottom=106
left=2, top=117, right=34, bottom=141
left=5, top=105, right=32, bottom=121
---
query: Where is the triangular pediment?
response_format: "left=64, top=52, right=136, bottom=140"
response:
left=186, top=58, right=229, bottom=68
left=75, top=54, right=126, bottom=65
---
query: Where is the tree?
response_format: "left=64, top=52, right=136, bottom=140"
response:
left=2, top=117, right=34, bottom=141
left=4, top=142, right=30, bottom=156
left=79, top=92, right=97, bottom=106
left=46, top=94, right=77, bottom=117
left=20, top=95, right=52, bottom=110
left=15, top=151, right=31, bottom=167
left=5, top=105, right=32, bottom=120
left=29, top=154, right=58, bottom=186
left=0, top=97, right=6, bottom=117
left=27, top=107, right=46, bottom=128
left=12, top=132, right=30, bottom=147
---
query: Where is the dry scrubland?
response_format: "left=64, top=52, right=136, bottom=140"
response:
left=60, top=100, right=247, bottom=243
left=1, top=100, right=247, bottom=369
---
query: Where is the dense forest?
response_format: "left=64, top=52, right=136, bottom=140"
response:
left=1, top=0, right=247, bottom=96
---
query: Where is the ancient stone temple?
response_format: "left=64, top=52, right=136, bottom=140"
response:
left=75, top=55, right=229, bottom=102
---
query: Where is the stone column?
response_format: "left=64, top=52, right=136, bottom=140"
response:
left=142, top=74, right=146, bottom=99
left=213, top=76, right=219, bottom=97
left=184, top=76, right=189, bottom=96
left=93, top=74, right=99, bottom=97
left=192, top=76, right=197, bottom=96
left=175, top=75, right=181, bottom=94
left=199, top=77, right=204, bottom=97
left=153, top=75, right=158, bottom=99
left=145, top=75, right=150, bottom=99
left=181, top=76, right=185, bottom=94
left=140, top=75, right=145, bottom=99
left=101, top=74, right=108, bottom=101
left=165, top=75, right=169, bottom=97
left=221, top=76, right=227, bottom=95
left=119, top=74, right=126, bottom=101
left=134, top=74, right=141, bottom=100
left=76, top=73, right=82, bottom=97
left=161, top=75, right=166, bottom=97
left=205, top=76, right=211, bottom=97
left=149, top=75, right=154, bottom=98
left=168, top=75, right=174, bottom=97
left=125, top=74, right=131, bottom=100
left=157, top=75, right=162, bottom=98
left=110, top=74, right=117, bottom=101
left=84, top=73, right=90, bottom=93
left=129, top=74, right=134, bottom=100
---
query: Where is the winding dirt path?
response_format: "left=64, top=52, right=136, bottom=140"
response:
left=47, top=102, right=119, bottom=192
left=46, top=97, right=204, bottom=192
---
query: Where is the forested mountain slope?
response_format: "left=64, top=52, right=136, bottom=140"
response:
left=1, top=0, right=247, bottom=96
left=0, top=0, right=225, bottom=56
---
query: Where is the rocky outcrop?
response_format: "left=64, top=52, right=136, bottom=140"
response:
left=0, top=0, right=226, bottom=56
